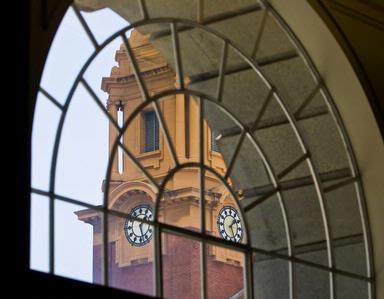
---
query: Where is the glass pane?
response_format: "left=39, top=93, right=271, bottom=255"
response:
left=325, top=181, right=368, bottom=276
left=162, top=233, right=201, bottom=299
left=204, top=0, right=255, bottom=18
left=56, top=84, right=108, bottom=206
left=221, top=58, right=270, bottom=125
left=208, top=10, right=266, bottom=59
left=107, top=212, right=154, bottom=296
left=262, top=57, right=318, bottom=114
left=229, top=134, right=271, bottom=191
left=119, top=25, right=174, bottom=101
left=40, top=7, right=94, bottom=105
left=31, top=92, right=62, bottom=191
left=189, top=76, right=219, bottom=100
left=83, top=36, right=124, bottom=104
left=184, top=95, right=200, bottom=163
left=207, top=171, right=246, bottom=245
left=335, top=274, right=370, bottom=299
left=283, top=185, right=328, bottom=266
left=334, top=243, right=367, bottom=276
left=145, top=0, right=197, bottom=20
left=298, top=113, right=350, bottom=174
left=244, top=193, right=288, bottom=251
left=203, top=100, right=244, bottom=179
left=294, top=262, right=330, bottom=299
left=76, top=0, right=143, bottom=25
left=78, top=8, right=129, bottom=45
left=159, top=167, right=201, bottom=232
left=206, top=244, right=245, bottom=299
left=253, top=252, right=290, bottom=299
left=256, top=12, right=296, bottom=59
left=255, top=117, right=310, bottom=181
left=179, top=26, right=222, bottom=82
left=55, top=200, right=94, bottom=283
left=30, top=193, right=49, bottom=273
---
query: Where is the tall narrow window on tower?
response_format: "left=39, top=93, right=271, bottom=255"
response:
left=143, top=110, right=159, bottom=152
left=211, top=130, right=220, bottom=152
left=117, top=101, right=124, bottom=174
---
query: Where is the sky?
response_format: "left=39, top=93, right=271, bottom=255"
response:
left=30, top=6, right=130, bottom=282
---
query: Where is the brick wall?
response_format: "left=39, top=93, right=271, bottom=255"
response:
left=93, top=236, right=244, bottom=298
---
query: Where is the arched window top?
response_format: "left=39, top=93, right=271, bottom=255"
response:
left=31, top=1, right=374, bottom=298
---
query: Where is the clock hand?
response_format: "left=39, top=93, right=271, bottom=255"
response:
left=229, top=218, right=236, bottom=237
left=139, top=222, right=144, bottom=237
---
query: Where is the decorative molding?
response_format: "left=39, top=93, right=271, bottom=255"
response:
left=116, top=66, right=171, bottom=83
left=108, top=180, right=158, bottom=210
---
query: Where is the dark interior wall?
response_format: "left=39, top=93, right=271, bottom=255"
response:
left=308, top=0, right=384, bottom=137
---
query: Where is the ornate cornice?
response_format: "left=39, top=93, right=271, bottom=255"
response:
left=101, top=65, right=172, bottom=92
left=117, top=65, right=171, bottom=82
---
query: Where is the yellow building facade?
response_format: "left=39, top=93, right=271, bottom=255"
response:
left=76, top=30, right=245, bottom=298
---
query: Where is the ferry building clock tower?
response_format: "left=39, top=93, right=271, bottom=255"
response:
left=76, top=30, right=245, bottom=299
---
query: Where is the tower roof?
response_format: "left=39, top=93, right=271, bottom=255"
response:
left=101, top=29, right=169, bottom=92
left=123, top=30, right=150, bottom=49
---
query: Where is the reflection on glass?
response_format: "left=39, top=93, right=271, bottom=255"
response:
left=31, top=3, right=371, bottom=298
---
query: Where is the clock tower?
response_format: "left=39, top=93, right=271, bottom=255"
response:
left=76, top=30, right=245, bottom=299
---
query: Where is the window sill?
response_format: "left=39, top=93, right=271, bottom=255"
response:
left=137, top=150, right=161, bottom=160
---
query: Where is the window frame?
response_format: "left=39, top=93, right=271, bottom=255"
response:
left=17, top=1, right=151, bottom=297
left=26, top=1, right=376, bottom=293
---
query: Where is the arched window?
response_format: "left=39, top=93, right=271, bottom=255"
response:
left=31, top=1, right=374, bottom=298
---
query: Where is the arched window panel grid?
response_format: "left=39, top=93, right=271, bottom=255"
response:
left=259, top=4, right=374, bottom=297
left=31, top=1, right=374, bottom=299
left=105, top=88, right=372, bottom=296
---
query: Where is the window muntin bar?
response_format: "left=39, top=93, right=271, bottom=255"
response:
left=32, top=5, right=374, bottom=298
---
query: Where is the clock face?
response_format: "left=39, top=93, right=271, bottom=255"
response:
left=217, top=206, right=243, bottom=243
left=124, top=204, right=153, bottom=246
